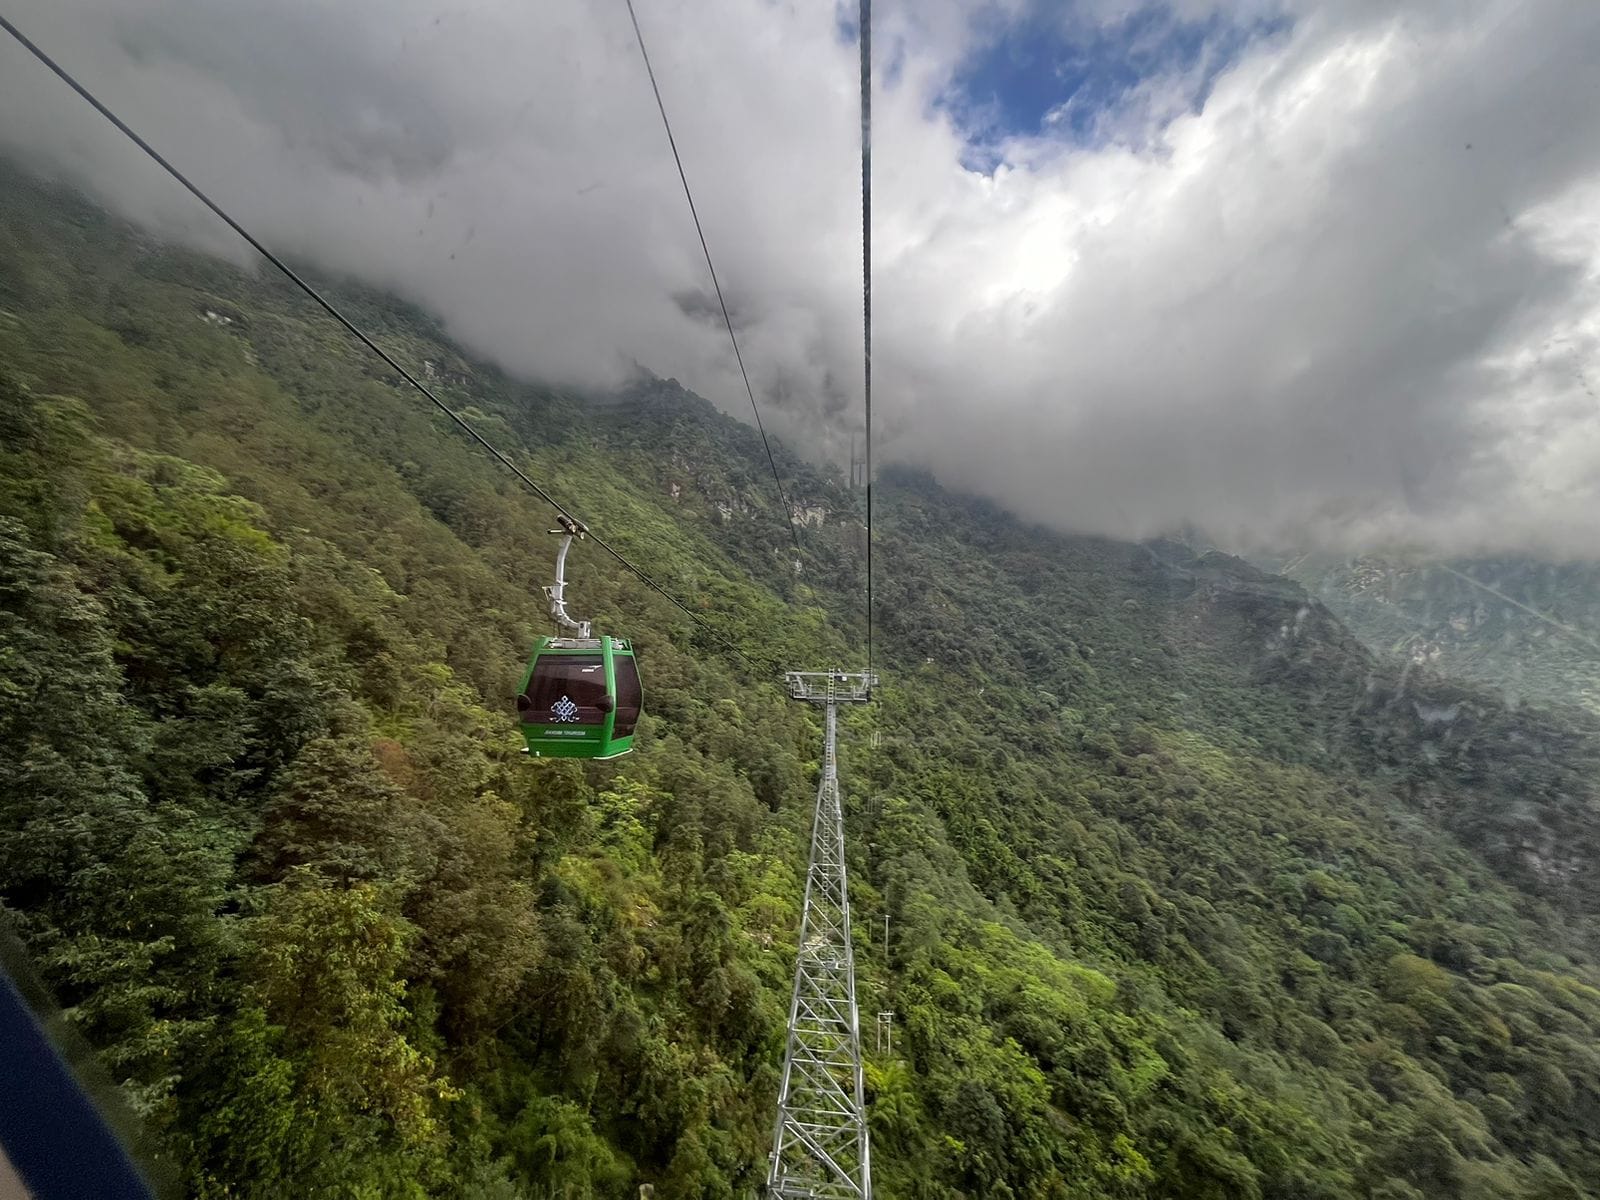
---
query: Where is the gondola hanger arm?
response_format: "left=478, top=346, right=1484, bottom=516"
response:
left=544, top=518, right=592, bottom=638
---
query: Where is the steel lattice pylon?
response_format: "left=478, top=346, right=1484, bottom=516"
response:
left=768, top=671, right=876, bottom=1200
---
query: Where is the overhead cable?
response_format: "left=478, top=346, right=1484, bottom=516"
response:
left=860, top=0, right=874, bottom=675
left=621, top=0, right=806, bottom=560
left=0, top=11, right=767, bottom=671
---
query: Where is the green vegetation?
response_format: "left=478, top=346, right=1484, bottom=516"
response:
left=2, top=165, right=1599, bottom=1197
left=1272, top=553, right=1600, bottom=717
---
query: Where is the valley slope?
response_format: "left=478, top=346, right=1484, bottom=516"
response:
left=1276, top=553, right=1600, bottom=718
left=3, top=166, right=1600, bottom=1199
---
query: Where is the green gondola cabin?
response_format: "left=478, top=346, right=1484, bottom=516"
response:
left=517, top=634, right=641, bottom=759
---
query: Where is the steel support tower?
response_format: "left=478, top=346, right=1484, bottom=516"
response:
left=767, top=671, right=877, bottom=1200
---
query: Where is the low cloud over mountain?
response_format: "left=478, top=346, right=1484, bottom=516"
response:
left=4, top=0, right=1599, bottom=556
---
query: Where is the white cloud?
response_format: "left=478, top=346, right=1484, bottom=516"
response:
left=2, top=0, right=1600, bottom=557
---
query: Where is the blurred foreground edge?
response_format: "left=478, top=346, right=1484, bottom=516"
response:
left=0, top=922, right=158, bottom=1200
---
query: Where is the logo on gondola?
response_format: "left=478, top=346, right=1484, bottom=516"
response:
left=551, top=695, right=579, bottom=722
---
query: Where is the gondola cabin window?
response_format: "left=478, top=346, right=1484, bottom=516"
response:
left=525, top=655, right=607, bottom=724
left=612, top=654, right=642, bottom=737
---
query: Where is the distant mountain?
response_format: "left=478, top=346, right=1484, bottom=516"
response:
left=1270, top=553, right=1600, bottom=714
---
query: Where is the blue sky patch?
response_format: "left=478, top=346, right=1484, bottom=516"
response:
left=944, top=2, right=1290, bottom=155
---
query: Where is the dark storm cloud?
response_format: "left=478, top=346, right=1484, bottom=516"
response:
left=2, top=0, right=1599, bottom=556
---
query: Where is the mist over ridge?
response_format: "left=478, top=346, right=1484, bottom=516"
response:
left=4, top=0, right=1600, bottom=559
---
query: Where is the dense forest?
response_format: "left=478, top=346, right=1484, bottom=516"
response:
left=1270, top=553, right=1600, bottom=718
left=3, top=165, right=1600, bottom=1198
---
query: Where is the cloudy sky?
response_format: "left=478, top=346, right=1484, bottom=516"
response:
left=3, top=0, right=1600, bottom=557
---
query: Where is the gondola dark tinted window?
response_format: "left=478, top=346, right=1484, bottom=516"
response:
left=613, top=655, right=642, bottom=738
left=527, top=656, right=607, bottom=724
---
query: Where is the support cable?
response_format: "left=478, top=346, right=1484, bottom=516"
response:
left=622, top=0, right=805, bottom=559
left=0, top=10, right=767, bottom=670
left=859, top=0, right=874, bottom=676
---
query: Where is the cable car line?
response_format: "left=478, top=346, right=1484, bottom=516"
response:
left=0, top=11, right=768, bottom=672
left=765, top=17, right=878, bottom=1193
left=1433, top=563, right=1600, bottom=657
left=860, top=0, right=875, bottom=678
left=622, top=0, right=805, bottom=560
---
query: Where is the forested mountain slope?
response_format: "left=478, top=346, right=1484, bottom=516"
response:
left=1272, top=554, right=1600, bottom=718
left=3, top=166, right=1600, bottom=1199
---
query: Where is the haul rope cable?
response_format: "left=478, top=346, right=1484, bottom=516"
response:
left=861, top=0, right=874, bottom=678
left=622, top=0, right=805, bottom=559
left=0, top=10, right=774, bottom=672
